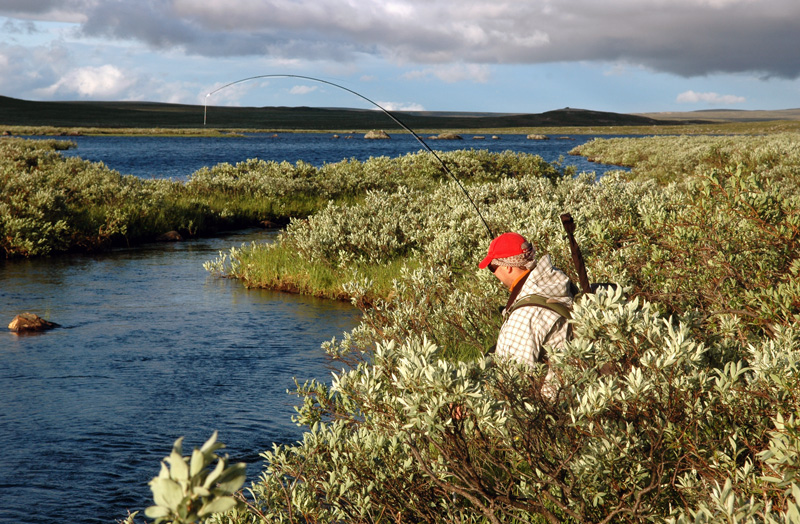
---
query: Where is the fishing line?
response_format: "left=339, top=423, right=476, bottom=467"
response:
left=204, top=74, right=494, bottom=239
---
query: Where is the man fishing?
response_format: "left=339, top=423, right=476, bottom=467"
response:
left=479, top=232, right=574, bottom=397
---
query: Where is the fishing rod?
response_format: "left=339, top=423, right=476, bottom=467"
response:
left=204, top=74, right=494, bottom=239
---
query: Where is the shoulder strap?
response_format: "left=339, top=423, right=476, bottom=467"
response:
left=506, top=294, right=572, bottom=320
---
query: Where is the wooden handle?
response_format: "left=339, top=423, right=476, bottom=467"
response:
left=560, top=213, right=592, bottom=294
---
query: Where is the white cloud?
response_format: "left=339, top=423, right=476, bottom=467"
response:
left=375, top=100, right=425, bottom=111
left=289, top=85, right=318, bottom=95
left=403, top=64, right=490, bottom=84
left=39, top=64, right=135, bottom=98
left=676, top=90, right=746, bottom=105
left=0, top=42, right=69, bottom=97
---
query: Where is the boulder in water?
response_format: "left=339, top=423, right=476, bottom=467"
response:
left=432, top=133, right=463, bottom=140
left=364, top=129, right=390, bottom=139
left=156, top=231, right=182, bottom=242
left=8, top=313, right=60, bottom=333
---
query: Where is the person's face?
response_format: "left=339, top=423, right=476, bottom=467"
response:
left=489, top=264, right=518, bottom=288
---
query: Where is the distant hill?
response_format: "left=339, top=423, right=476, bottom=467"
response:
left=0, top=96, right=690, bottom=130
left=635, top=108, right=800, bottom=122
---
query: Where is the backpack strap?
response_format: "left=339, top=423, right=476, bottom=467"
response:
left=505, top=294, right=572, bottom=320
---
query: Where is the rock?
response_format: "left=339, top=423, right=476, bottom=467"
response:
left=8, top=313, right=60, bottom=332
left=472, top=136, right=485, bottom=140
left=432, top=132, right=463, bottom=140
left=527, top=134, right=549, bottom=140
left=492, top=135, right=500, bottom=140
left=156, top=231, right=182, bottom=242
left=332, top=134, right=339, bottom=139
left=364, top=129, right=391, bottom=139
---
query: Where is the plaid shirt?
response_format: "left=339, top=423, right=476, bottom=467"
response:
left=496, top=255, right=574, bottom=368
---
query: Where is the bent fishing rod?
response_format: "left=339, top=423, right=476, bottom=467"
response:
left=204, top=74, right=494, bottom=239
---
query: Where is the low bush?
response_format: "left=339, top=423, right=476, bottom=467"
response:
left=0, top=138, right=222, bottom=256
left=1, top=139, right=561, bottom=258
left=240, top=290, right=800, bottom=523
left=570, top=133, right=800, bottom=186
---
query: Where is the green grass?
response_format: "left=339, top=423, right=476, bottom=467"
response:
left=211, top=241, right=419, bottom=304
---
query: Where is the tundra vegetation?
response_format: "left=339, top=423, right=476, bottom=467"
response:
left=3, top=137, right=540, bottom=257
left=2, top=132, right=799, bottom=522
left=202, top=132, right=800, bottom=523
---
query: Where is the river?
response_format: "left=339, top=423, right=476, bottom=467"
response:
left=0, top=230, right=360, bottom=524
left=0, top=133, right=621, bottom=523
left=47, top=131, right=625, bottom=180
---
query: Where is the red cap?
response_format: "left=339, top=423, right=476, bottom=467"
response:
left=479, top=232, right=529, bottom=269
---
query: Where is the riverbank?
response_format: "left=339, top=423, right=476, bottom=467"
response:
left=4, top=118, right=800, bottom=138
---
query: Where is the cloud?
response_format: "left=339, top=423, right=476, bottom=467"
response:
left=0, top=0, right=89, bottom=22
left=0, top=42, right=70, bottom=98
left=38, top=64, right=136, bottom=98
left=403, top=64, right=491, bottom=84
left=2, top=18, right=38, bottom=35
left=289, top=85, right=318, bottom=95
left=375, top=100, right=425, bottom=111
left=2, top=0, right=800, bottom=79
left=676, top=90, right=746, bottom=105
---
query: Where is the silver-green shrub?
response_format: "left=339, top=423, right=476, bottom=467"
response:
left=202, top=133, right=800, bottom=523
left=230, top=288, right=799, bottom=523
left=3, top=139, right=562, bottom=258
left=144, top=432, right=246, bottom=524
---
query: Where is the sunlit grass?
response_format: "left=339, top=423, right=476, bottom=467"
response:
left=210, top=240, right=419, bottom=303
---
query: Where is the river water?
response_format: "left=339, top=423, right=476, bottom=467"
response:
left=0, top=133, right=622, bottom=523
left=48, top=131, right=625, bottom=180
left=0, top=230, right=360, bottom=524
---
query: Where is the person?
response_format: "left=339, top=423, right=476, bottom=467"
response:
left=479, top=232, right=574, bottom=395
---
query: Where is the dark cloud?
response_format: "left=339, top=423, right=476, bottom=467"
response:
left=0, top=0, right=89, bottom=22
left=0, top=0, right=64, bottom=15
left=4, top=0, right=800, bottom=78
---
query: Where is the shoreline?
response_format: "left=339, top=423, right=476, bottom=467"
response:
left=4, top=118, right=800, bottom=137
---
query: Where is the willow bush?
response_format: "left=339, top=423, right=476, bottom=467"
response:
left=225, top=291, right=799, bottom=524
left=1, top=138, right=559, bottom=258
left=570, top=133, right=800, bottom=186
left=0, top=138, right=225, bottom=256
left=200, top=133, right=799, bottom=523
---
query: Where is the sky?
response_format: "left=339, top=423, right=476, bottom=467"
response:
left=1, top=0, right=799, bottom=114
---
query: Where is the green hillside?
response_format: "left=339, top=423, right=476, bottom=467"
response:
left=0, top=95, right=685, bottom=130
